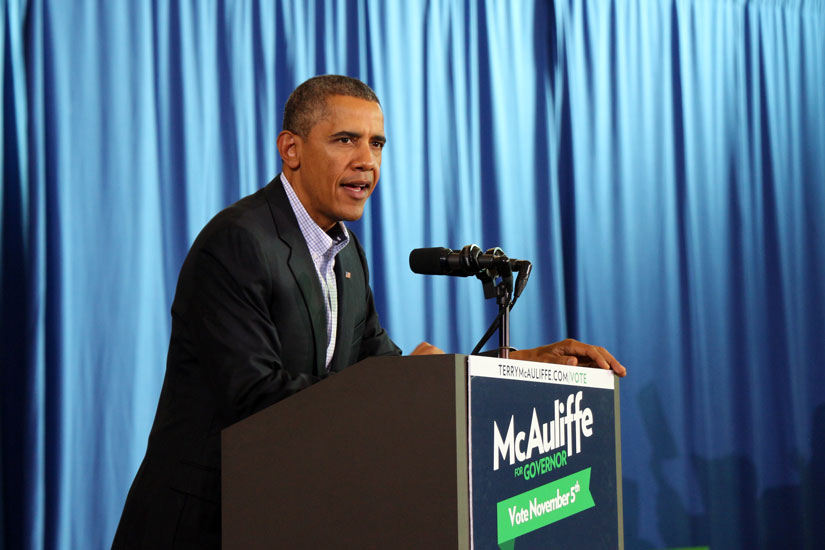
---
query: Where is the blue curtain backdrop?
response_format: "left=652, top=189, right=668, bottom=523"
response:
left=2, top=0, right=824, bottom=548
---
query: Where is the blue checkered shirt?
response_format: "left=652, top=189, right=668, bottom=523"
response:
left=280, top=173, right=350, bottom=369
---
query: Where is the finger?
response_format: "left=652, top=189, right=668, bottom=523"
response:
left=410, top=341, right=445, bottom=355
left=564, top=341, right=626, bottom=377
left=546, top=355, right=578, bottom=366
left=559, top=340, right=610, bottom=370
left=596, top=346, right=627, bottom=377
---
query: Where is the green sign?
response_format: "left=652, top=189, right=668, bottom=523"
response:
left=496, top=468, right=595, bottom=546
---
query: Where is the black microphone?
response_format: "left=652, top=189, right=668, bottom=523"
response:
left=409, top=245, right=529, bottom=278
left=512, top=259, right=532, bottom=300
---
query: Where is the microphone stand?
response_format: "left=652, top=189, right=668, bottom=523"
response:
left=497, top=279, right=512, bottom=359
left=473, top=249, right=515, bottom=359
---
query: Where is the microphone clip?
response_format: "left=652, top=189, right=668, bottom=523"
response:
left=473, top=246, right=513, bottom=302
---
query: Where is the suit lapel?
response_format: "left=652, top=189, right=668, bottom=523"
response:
left=264, top=177, right=327, bottom=375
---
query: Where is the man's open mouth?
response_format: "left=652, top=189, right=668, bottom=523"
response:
left=341, top=181, right=371, bottom=197
left=341, top=181, right=370, bottom=191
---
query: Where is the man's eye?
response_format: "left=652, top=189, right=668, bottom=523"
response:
left=338, top=137, right=352, bottom=144
left=372, top=141, right=384, bottom=149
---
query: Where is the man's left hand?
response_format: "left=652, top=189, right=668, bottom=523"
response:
left=510, top=339, right=627, bottom=377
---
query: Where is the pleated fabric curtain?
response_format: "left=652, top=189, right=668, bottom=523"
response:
left=2, top=1, right=823, bottom=548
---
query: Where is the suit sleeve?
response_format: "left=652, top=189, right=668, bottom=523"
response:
left=174, top=223, right=316, bottom=425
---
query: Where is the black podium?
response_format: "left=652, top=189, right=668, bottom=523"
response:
left=222, top=354, right=622, bottom=549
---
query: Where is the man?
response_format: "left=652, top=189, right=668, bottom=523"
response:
left=113, top=75, right=626, bottom=549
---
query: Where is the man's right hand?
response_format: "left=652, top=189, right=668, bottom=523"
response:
left=410, top=341, right=445, bottom=355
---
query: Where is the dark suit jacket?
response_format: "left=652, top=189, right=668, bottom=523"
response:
left=113, top=178, right=400, bottom=549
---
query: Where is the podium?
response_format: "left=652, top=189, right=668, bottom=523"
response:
left=222, top=354, right=622, bottom=549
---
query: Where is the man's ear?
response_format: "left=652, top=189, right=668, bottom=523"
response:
left=277, top=130, right=301, bottom=170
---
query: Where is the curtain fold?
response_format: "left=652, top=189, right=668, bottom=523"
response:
left=2, top=1, right=824, bottom=548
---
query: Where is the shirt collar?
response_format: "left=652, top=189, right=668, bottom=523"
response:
left=280, top=173, right=350, bottom=264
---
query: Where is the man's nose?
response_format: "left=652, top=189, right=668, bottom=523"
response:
left=352, top=141, right=376, bottom=171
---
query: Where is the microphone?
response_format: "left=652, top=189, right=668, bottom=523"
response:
left=409, top=245, right=504, bottom=277
left=411, top=245, right=535, bottom=356
left=512, top=259, right=532, bottom=300
left=409, top=245, right=530, bottom=280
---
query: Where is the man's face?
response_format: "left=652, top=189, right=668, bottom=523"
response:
left=289, top=95, right=385, bottom=230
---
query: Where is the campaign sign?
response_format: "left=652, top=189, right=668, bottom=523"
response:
left=467, top=356, right=622, bottom=549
